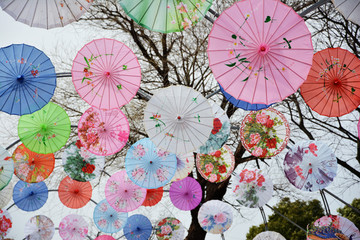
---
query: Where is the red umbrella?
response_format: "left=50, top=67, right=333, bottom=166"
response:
left=142, top=187, right=163, bottom=207
left=58, top=176, right=92, bottom=209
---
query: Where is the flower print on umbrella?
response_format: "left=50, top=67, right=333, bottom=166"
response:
left=198, top=200, right=233, bottom=234
left=133, top=144, right=146, bottom=158
left=0, top=209, right=12, bottom=238
left=131, top=167, right=146, bottom=182
left=155, top=217, right=185, bottom=240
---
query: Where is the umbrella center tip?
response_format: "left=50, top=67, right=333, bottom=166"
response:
left=333, top=78, right=341, bottom=85
left=177, top=116, right=181, bottom=120
left=105, top=71, right=111, bottom=77
left=40, top=124, right=48, bottom=132
left=16, top=75, right=25, bottom=83
left=150, top=161, right=153, bottom=164
left=259, top=44, right=269, bottom=55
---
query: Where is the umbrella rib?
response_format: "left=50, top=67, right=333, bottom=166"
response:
left=234, top=3, right=260, bottom=45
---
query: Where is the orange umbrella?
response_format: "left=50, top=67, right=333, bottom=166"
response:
left=142, top=187, right=163, bottom=207
left=301, top=48, right=360, bottom=117
left=12, top=144, right=54, bottom=183
left=58, top=176, right=92, bottom=209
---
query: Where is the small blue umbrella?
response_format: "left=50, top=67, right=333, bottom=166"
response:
left=0, top=44, right=56, bottom=115
left=93, top=199, right=128, bottom=233
left=125, top=138, right=177, bottom=189
left=13, top=180, right=48, bottom=211
left=123, top=214, right=152, bottom=240
left=219, top=84, right=272, bottom=111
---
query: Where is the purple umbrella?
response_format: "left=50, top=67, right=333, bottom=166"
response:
left=169, top=177, right=202, bottom=211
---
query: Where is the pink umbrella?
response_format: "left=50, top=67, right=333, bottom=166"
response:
left=72, top=38, right=141, bottom=109
left=95, top=236, right=116, bottom=240
left=207, top=0, right=313, bottom=104
left=105, top=170, right=147, bottom=212
left=59, top=214, right=88, bottom=240
left=169, top=177, right=202, bottom=211
left=78, top=107, right=129, bottom=156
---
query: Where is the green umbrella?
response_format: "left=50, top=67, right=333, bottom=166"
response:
left=18, top=102, right=71, bottom=154
left=118, top=0, right=212, bottom=33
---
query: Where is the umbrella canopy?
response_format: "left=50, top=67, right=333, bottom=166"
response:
left=13, top=180, right=48, bottom=212
left=105, top=170, right=146, bottom=212
left=125, top=138, right=177, bottom=189
left=284, top=140, right=337, bottom=192
left=332, top=0, right=360, bottom=25
left=196, top=145, right=235, bottom=183
left=12, top=144, right=54, bottom=183
left=95, top=236, right=116, bottom=240
left=171, top=152, right=194, bottom=182
left=198, top=102, right=230, bottom=154
left=301, top=47, right=360, bottom=117
left=198, top=200, right=233, bottom=234
left=169, top=177, right=202, bottom=211
left=0, top=146, right=13, bottom=191
left=93, top=199, right=128, bottom=233
left=144, top=85, right=214, bottom=154
left=24, top=215, right=54, bottom=240
left=207, top=0, right=313, bottom=105
left=231, top=168, right=273, bottom=208
left=0, top=0, right=93, bottom=29
left=0, top=209, right=12, bottom=239
left=0, top=182, right=12, bottom=209
left=118, top=0, right=212, bottom=33
left=58, top=176, right=92, bottom=209
left=123, top=214, right=153, bottom=240
left=240, top=108, right=290, bottom=158
left=72, top=38, right=141, bottom=109
left=78, top=107, right=129, bottom=156
left=0, top=44, right=56, bottom=116
left=62, top=140, right=105, bottom=182
left=142, top=187, right=163, bottom=207
left=155, top=217, right=185, bottom=240
left=254, top=231, right=286, bottom=240
left=219, top=84, right=272, bottom=111
left=59, top=214, right=88, bottom=240
left=18, top=102, right=71, bottom=154
left=307, top=225, right=350, bottom=240
left=311, top=215, right=360, bottom=240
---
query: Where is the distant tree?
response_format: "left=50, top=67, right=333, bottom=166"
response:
left=337, top=199, right=360, bottom=230
left=246, top=197, right=324, bottom=240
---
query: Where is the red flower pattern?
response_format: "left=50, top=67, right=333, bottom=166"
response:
left=218, top=165, right=227, bottom=174
left=266, top=138, right=277, bottom=149
left=213, top=150, right=222, bottom=158
left=82, top=163, right=95, bottom=174
left=75, top=140, right=83, bottom=149
left=211, top=118, right=222, bottom=134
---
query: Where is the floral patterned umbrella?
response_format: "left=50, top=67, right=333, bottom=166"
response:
left=59, top=214, right=88, bottom=240
left=0, top=0, right=93, bottom=29
left=198, top=200, right=233, bottom=234
left=62, top=140, right=105, bottom=182
left=0, top=146, right=13, bottom=191
left=0, top=182, right=12, bottom=209
left=254, top=231, right=286, bottom=240
left=78, top=107, right=129, bottom=156
left=93, top=199, right=128, bottom=233
left=196, top=145, right=235, bottom=183
left=310, top=215, right=360, bottom=240
left=12, top=144, right=54, bottom=183
left=198, top=102, right=230, bottom=154
left=13, top=181, right=48, bottom=212
left=24, top=215, right=54, bottom=240
left=142, top=187, right=163, bottom=207
left=308, top=225, right=350, bottom=240
left=143, top=85, right=214, bottom=154
left=169, top=177, right=202, bottom=211
left=284, top=141, right=337, bottom=192
left=207, top=0, right=313, bottom=105
left=240, top=108, right=290, bottom=158
left=72, top=38, right=141, bottom=109
left=123, top=214, right=153, bottom=240
left=171, top=152, right=194, bottom=182
left=58, top=176, right=92, bottom=209
left=18, top=102, right=71, bottom=154
left=118, top=0, right=212, bottom=33
left=0, top=209, right=12, bottom=239
left=155, top=217, right=185, bottom=240
left=125, top=138, right=177, bottom=189
left=231, top=168, right=273, bottom=208
left=105, top=170, right=146, bottom=212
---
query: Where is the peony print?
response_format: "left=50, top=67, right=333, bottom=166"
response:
left=155, top=217, right=185, bottom=240
left=198, top=200, right=233, bottom=234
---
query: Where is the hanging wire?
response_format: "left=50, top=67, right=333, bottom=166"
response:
left=320, top=189, right=331, bottom=216
left=323, top=189, right=360, bottom=215
left=265, top=204, right=306, bottom=233
left=259, top=206, right=269, bottom=231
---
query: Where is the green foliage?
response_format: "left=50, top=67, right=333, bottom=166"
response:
left=337, top=198, right=360, bottom=229
left=246, top=197, right=324, bottom=240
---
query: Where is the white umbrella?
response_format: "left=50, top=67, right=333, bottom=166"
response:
left=144, top=85, right=214, bottom=154
left=171, top=152, right=195, bottom=182
left=24, top=215, right=55, bottom=240
left=253, top=231, right=286, bottom=240
left=332, top=0, right=360, bottom=25
left=0, top=181, right=12, bottom=209
left=198, top=200, right=233, bottom=234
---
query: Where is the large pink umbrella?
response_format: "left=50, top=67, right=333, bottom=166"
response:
left=169, top=177, right=202, bottom=211
left=72, top=38, right=141, bottom=109
left=78, top=107, right=129, bottom=156
left=207, top=0, right=313, bottom=104
left=59, top=214, right=88, bottom=240
left=105, top=170, right=147, bottom=212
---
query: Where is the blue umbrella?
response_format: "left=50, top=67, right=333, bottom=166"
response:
left=13, top=180, right=48, bottom=211
left=93, top=199, right=128, bottom=233
left=0, top=44, right=56, bottom=115
left=125, top=138, right=177, bottom=189
left=219, top=84, right=272, bottom=111
left=123, top=214, right=152, bottom=240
